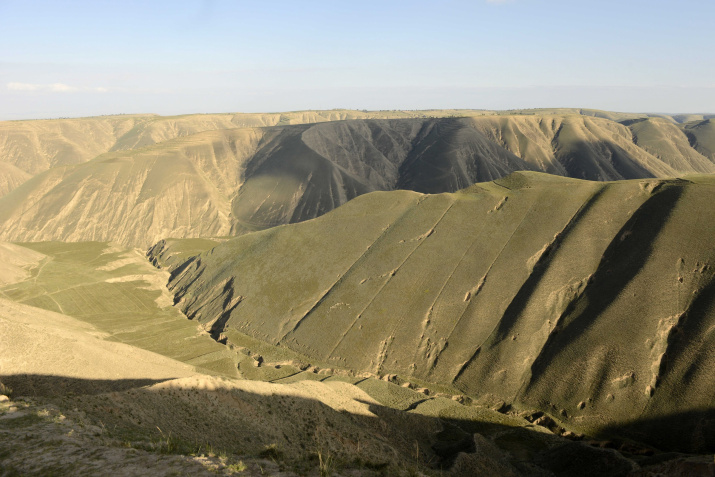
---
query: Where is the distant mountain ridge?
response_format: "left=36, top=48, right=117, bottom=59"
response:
left=0, top=111, right=713, bottom=247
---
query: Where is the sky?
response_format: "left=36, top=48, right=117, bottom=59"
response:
left=1, top=0, right=714, bottom=119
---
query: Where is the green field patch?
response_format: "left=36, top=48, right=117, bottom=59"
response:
left=3, top=241, right=236, bottom=378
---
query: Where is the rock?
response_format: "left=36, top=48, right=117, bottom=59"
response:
left=491, top=400, right=510, bottom=413
left=533, top=415, right=556, bottom=428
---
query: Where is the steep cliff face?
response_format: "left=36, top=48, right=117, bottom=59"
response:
left=162, top=172, right=715, bottom=453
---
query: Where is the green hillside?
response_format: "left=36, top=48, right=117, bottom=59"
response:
left=162, top=172, right=715, bottom=453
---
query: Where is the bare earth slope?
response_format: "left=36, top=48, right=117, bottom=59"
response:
left=0, top=109, right=491, bottom=176
left=682, top=118, right=715, bottom=162
left=625, top=117, right=715, bottom=173
left=0, top=127, right=262, bottom=247
left=2, top=115, right=714, bottom=248
left=0, top=118, right=530, bottom=246
left=467, top=115, right=713, bottom=179
left=0, top=162, right=31, bottom=197
left=162, top=172, right=715, bottom=454
left=0, top=110, right=490, bottom=197
left=0, top=115, right=150, bottom=175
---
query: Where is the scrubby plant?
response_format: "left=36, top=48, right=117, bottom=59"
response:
left=226, top=461, right=247, bottom=474
left=317, top=448, right=335, bottom=477
left=258, top=443, right=283, bottom=460
left=155, top=426, right=178, bottom=454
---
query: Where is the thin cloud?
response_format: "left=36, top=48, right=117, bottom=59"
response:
left=8, top=82, right=77, bottom=92
left=6, top=82, right=107, bottom=93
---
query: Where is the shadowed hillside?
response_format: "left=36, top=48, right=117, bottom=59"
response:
left=0, top=118, right=529, bottom=246
left=0, top=110, right=489, bottom=197
left=160, top=172, right=715, bottom=453
left=0, top=109, right=490, bottom=176
left=1, top=114, right=714, bottom=247
left=682, top=119, right=715, bottom=162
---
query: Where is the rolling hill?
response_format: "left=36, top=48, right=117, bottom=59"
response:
left=1, top=114, right=714, bottom=247
left=2, top=240, right=641, bottom=476
left=0, top=109, right=491, bottom=176
left=1, top=107, right=714, bottom=474
left=682, top=118, right=715, bottom=161
left=159, top=172, right=715, bottom=454
left=0, top=162, right=31, bottom=197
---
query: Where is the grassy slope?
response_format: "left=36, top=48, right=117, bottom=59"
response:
left=164, top=172, right=715, bottom=453
left=2, top=241, right=631, bottom=476
left=0, top=241, right=238, bottom=377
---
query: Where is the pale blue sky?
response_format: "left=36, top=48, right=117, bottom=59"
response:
left=1, top=0, right=713, bottom=119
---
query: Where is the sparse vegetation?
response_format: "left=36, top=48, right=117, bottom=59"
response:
left=258, top=443, right=283, bottom=460
left=0, top=109, right=713, bottom=476
left=0, top=381, right=12, bottom=398
left=317, top=447, right=335, bottom=477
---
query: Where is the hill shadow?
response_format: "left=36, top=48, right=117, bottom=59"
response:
left=2, top=373, right=713, bottom=476
left=0, top=373, right=176, bottom=397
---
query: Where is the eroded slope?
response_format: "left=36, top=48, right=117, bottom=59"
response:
left=4, top=115, right=714, bottom=248
left=682, top=119, right=715, bottom=162
left=625, top=117, right=715, bottom=173
left=0, top=109, right=493, bottom=177
left=163, top=172, right=715, bottom=453
left=0, top=119, right=530, bottom=246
